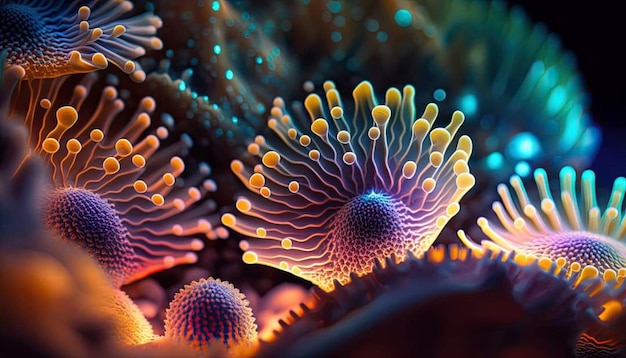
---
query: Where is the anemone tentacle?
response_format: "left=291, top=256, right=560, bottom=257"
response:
left=459, top=166, right=626, bottom=283
left=1, top=0, right=162, bottom=81
left=1, top=62, right=225, bottom=287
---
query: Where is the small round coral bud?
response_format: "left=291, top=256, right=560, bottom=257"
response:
left=164, top=278, right=257, bottom=351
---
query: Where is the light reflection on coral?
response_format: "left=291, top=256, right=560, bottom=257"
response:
left=1, top=0, right=625, bottom=357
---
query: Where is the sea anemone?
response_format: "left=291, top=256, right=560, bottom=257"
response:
left=222, top=80, right=475, bottom=291
left=1, top=61, right=225, bottom=287
left=246, top=0, right=598, bottom=187
left=164, top=277, right=258, bottom=352
left=256, top=245, right=624, bottom=357
left=0, top=0, right=163, bottom=81
left=459, top=166, right=626, bottom=282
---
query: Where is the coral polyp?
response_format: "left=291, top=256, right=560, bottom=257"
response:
left=164, top=277, right=258, bottom=352
left=44, top=187, right=138, bottom=287
left=0, top=0, right=163, bottom=81
left=1, top=62, right=224, bottom=287
left=223, top=80, right=475, bottom=291
left=459, top=166, right=626, bottom=281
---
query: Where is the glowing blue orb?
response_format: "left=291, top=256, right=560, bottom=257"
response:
left=458, top=93, right=478, bottom=117
left=515, top=161, right=531, bottom=177
left=485, top=152, right=504, bottom=170
left=394, top=9, right=413, bottom=27
left=507, top=132, right=542, bottom=160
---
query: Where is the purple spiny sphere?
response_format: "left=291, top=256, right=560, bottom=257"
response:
left=43, top=187, right=136, bottom=287
left=165, top=278, right=258, bottom=351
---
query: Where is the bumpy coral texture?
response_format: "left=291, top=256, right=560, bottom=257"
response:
left=459, top=166, right=626, bottom=282
left=144, top=0, right=294, bottom=126
left=0, top=0, right=163, bottom=81
left=222, top=80, right=475, bottom=291
left=164, top=278, right=258, bottom=351
left=44, top=187, right=137, bottom=287
left=107, top=288, right=156, bottom=345
left=1, top=60, right=224, bottom=287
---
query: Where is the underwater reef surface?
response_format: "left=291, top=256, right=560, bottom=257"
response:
left=1, top=0, right=625, bottom=357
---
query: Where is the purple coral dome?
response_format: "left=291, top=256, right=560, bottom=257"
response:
left=1, top=59, right=225, bottom=287
left=44, top=187, right=137, bottom=288
left=164, top=278, right=258, bottom=351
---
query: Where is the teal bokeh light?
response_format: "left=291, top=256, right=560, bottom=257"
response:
left=507, top=132, right=542, bottom=160
left=394, top=9, right=413, bottom=27
left=514, top=161, right=531, bottom=177
left=458, top=93, right=478, bottom=117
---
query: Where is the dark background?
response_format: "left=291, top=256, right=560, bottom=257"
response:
left=510, top=1, right=625, bottom=186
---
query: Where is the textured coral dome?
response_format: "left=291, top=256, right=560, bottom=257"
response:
left=44, top=187, right=137, bottom=288
left=164, top=278, right=258, bottom=351
left=331, top=192, right=418, bottom=275
left=518, top=231, right=626, bottom=272
left=0, top=4, right=50, bottom=64
left=223, top=80, right=475, bottom=291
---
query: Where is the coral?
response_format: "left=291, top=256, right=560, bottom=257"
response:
left=164, top=277, right=258, bottom=352
left=459, top=166, right=626, bottom=281
left=107, top=288, right=157, bottom=345
left=110, top=71, right=259, bottom=194
left=0, top=0, right=620, bottom=356
left=0, top=0, right=163, bottom=81
left=1, top=62, right=225, bottom=287
left=416, top=0, right=600, bottom=179
left=246, top=0, right=598, bottom=186
left=223, top=80, right=475, bottom=291
left=255, top=245, right=624, bottom=357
